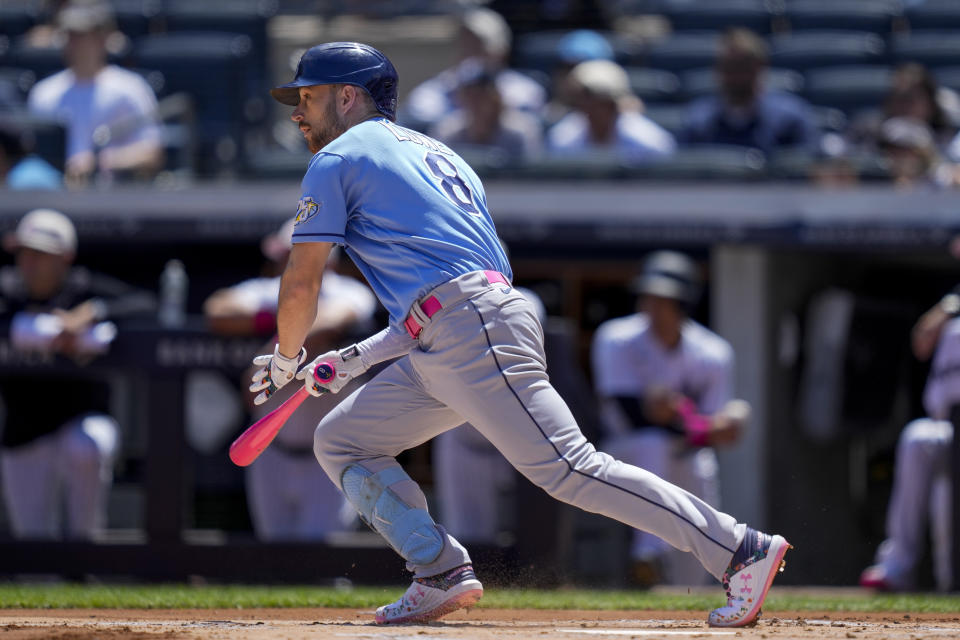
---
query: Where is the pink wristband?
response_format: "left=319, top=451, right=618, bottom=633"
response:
left=677, top=397, right=711, bottom=447
left=253, top=309, right=276, bottom=334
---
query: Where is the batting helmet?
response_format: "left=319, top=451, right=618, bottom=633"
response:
left=631, top=251, right=701, bottom=307
left=270, top=42, right=399, bottom=121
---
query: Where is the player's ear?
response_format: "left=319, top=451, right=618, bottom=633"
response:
left=339, top=84, right=358, bottom=115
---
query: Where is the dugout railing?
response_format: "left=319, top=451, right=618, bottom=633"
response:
left=0, top=183, right=958, bottom=588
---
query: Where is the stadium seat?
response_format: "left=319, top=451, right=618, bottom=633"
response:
left=0, top=67, right=36, bottom=106
left=890, top=32, right=960, bottom=69
left=642, top=103, right=687, bottom=136
left=110, top=0, right=163, bottom=38
left=0, top=2, right=38, bottom=38
left=657, top=0, right=778, bottom=34
left=802, top=65, right=893, bottom=113
left=5, top=42, right=67, bottom=82
left=643, top=33, right=720, bottom=72
left=905, top=0, right=960, bottom=31
left=809, top=105, right=848, bottom=133
left=640, top=145, right=768, bottom=181
left=0, top=111, right=67, bottom=170
left=934, top=66, right=960, bottom=95
left=595, top=0, right=666, bottom=15
left=161, top=0, right=276, bottom=93
left=783, top=0, right=901, bottom=34
left=133, top=31, right=255, bottom=175
left=625, top=67, right=681, bottom=103
left=512, top=30, right=642, bottom=73
left=513, top=152, right=632, bottom=180
left=766, top=148, right=818, bottom=181
left=768, top=31, right=886, bottom=70
left=680, top=66, right=804, bottom=101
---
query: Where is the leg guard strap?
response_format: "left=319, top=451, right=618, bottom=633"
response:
left=341, top=463, right=444, bottom=565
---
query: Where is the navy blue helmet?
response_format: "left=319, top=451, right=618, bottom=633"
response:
left=270, top=42, right=398, bottom=121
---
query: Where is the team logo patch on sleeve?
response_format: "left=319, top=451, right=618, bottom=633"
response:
left=294, top=196, right=321, bottom=225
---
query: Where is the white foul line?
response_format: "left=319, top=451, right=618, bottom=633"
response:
left=559, top=629, right=736, bottom=636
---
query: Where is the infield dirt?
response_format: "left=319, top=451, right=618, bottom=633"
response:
left=2, top=608, right=960, bottom=639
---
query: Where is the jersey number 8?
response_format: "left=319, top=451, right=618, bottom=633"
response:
left=424, top=152, right=479, bottom=215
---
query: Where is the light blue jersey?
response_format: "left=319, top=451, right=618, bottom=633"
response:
left=292, top=117, right=511, bottom=327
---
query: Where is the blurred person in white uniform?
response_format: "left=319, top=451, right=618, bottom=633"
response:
left=860, top=290, right=960, bottom=592
left=591, top=251, right=747, bottom=586
left=432, top=285, right=547, bottom=544
left=205, top=219, right=377, bottom=540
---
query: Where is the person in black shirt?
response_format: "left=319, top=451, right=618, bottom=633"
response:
left=0, top=208, right=155, bottom=539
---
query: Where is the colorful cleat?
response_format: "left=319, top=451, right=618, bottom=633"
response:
left=708, top=532, right=792, bottom=627
left=858, top=564, right=899, bottom=591
left=375, top=563, right=483, bottom=624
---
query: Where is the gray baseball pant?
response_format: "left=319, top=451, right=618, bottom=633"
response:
left=313, top=272, right=746, bottom=580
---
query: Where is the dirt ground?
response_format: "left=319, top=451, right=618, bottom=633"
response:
left=2, top=608, right=960, bottom=639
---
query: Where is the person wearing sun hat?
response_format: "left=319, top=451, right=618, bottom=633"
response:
left=547, top=58, right=676, bottom=164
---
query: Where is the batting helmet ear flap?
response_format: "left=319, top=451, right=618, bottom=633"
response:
left=631, top=251, right=702, bottom=311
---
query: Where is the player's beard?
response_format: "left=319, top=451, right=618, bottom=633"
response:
left=306, top=99, right=348, bottom=153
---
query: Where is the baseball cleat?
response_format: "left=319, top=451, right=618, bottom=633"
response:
left=708, top=531, right=792, bottom=627
left=858, top=564, right=901, bottom=591
left=375, top=563, right=483, bottom=624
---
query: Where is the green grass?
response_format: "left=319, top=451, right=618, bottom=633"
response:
left=0, top=584, right=959, bottom=612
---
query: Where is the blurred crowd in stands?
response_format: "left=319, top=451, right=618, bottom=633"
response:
left=2, top=0, right=960, bottom=187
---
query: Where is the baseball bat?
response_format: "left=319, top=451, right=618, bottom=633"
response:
left=229, top=362, right=335, bottom=467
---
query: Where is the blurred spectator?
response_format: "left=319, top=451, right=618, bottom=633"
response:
left=877, top=117, right=957, bottom=189
left=26, top=0, right=162, bottom=187
left=679, top=28, right=818, bottom=154
left=591, top=251, right=746, bottom=587
left=204, top=219, right=377, bottom=541
left=0, top=208, right=156, bottom=539
left=402, top=7, right=546, bottom=130
left=430, top=59, right=543, bottom=164
left=860, top=292, right=960, bottom=593
left=547, top=59, right=675, bottom=164
left=545, top=29, right=616, bottom=126
left=854, top=64, right=958, bottom=153
left=0, top=120, right=62, bottom=189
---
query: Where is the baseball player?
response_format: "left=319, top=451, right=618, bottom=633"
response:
left=0, top=208, right=156, bottom=539
left=860, top=294, right=960, bottom=592
left=592, top=251, right=748, bottom=586
left=251, top=42, right=790, bottom=626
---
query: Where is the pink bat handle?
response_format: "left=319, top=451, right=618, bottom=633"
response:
left=229, top=362, right=335, bottom=467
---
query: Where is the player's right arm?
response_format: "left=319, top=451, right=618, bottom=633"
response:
left=912, top=290, right=960, bottom=362
left=277, top=242, right=333, bottom=359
